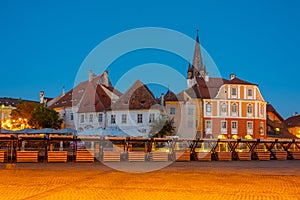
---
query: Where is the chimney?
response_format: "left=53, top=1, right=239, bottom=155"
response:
left=230, top=74, right=236, bottom=80
left=62, top=86, right=65, bottom=96
left=89, top=70, right=93, bottom=82
left=160, top=93, right=164, bottom=108
left=103, top=70, right=109, bottom=87
left=40, top=91, right=45, bottom=104
left=204, top=72, right=209, bottom=82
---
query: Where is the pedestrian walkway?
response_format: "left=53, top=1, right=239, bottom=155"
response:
left=0, top=161, right=299, bottom=200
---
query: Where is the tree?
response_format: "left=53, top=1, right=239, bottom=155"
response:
left=29, top=104, right=63, bottom=129
left=149, top=112, right=176, bottom=138
left=10, top=101, right=63, bottom=130
left=10, top=101, right=36, bottom=129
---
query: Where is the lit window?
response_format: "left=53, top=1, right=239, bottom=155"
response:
left=260, top=122, right=264, bottom=135
left=111, top=114, right=116, bottom=124
left=149, top=113, right=155, bottom=123
left=232, top=88, right=237, bottom=96
left=137, top=114, right=143, bottom=123
left=89, top=114, right=93, bottom=123
left=122, top=114, right=127, bottom=124
left=98, top=113, right=103, bottom=123
left=80, top=114, right=84, bottom=123
left=170, top=107, right=175, bottom=115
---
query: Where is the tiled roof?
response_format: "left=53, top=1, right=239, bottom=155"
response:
left=0, top=97, right=38, bottom=107
left=164, top=90, right=178, bottom=101
left=111, top=80, right=159, bottom=110
left=285, top=115, right=300, bottom=128
left=226, top=77, right=257, bottom=85
left=267, top=104, right=284, bottom=122
left=78, top=83, right=111, bottom=113
left=49, top=72, right=119, bottom=110
left=195, top=77, right=225, bottom=98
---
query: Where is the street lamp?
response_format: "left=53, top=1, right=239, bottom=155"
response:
left=0, top=104, right=4, bottom=134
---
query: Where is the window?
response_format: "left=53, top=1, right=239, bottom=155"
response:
left=80, top=114, right=84, bottom=123
left=98, top=113, right=103, bottom=123
left=149, top=113, right=155, bottom=123
left=260, top=122, right=264, bottom=135
left=206, top=103, right=212, bottom=113
left=221, top=103, right=227, bottom=113
left=137, top=114, right=143, bottom=123
left=111, top=114, right=116, bottom=124
left=248, top=89, right=253, bottom=96
left=232, top=104, right=238, bottom=114
left=70, top=113, right=74, bottom=121
left=188, top=120, right=193, bottom=128
left=247, top=104, right=253, bottom=114
left=221, top=121, right=227, bottom=133
left=260, top=105, right=264, bottom=116
left=232, top=121, right=237, bottom=129
left=188, top=108, right=193, bottom=115
left=89, top=114, right=93, bottom=123
left=221, top=121, right=227, bottom=129
left=121, top=114, right=127, bottom=124
left=206, top=120, right=212, bottom=129
left=170, top=107, right=175, bottom=115
left=247, top=121, right=253, bottom=134
left=232, top=88, right=237, bottom=96
left=232, top=121, right=238, bottom=134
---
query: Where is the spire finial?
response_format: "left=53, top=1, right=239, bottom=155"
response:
left=196, top=29, right=199, bottom=42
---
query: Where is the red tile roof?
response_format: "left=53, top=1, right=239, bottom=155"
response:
left=49, top=72, right=120, bottom=110
left=267, top=104, right=284, bottom=122
left=285, top=115, right=300, bottom=128
left=78, top=83, right=112, bottom=113
left=111, top=80, right=159, bottom=110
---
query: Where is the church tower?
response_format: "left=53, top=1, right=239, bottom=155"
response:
left=187, top=30, right=207, bottom=88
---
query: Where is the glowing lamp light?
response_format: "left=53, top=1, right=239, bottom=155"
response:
left=218, top=135, right=224, bottom=139
left=275, top=128, right=280, bottom=132
left=232, top=135, right=238, bottom=139
left=245, top=135, right=253, bottom=140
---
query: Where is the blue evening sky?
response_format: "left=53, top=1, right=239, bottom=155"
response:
left=0, top=0, right=299, bottom=118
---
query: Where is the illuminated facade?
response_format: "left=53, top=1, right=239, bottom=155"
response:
left=165, top=32, right=267, bottom=139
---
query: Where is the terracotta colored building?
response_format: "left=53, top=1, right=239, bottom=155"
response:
left=165, top=32, right=267, bottom=139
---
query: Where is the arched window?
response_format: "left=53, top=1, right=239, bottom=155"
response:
left=206, top=103, right=212, bottom=113
left=232, top=103, right=238, bottom=114
left=247, top=104, right=253, bottom=114
left=221, top=103, right=227, bottom=113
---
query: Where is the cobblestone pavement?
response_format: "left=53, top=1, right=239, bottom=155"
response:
left=0, top=161, right=299, bottom=200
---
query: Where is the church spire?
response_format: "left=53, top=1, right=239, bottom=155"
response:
left=192, top=29, right=205, bottom=77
